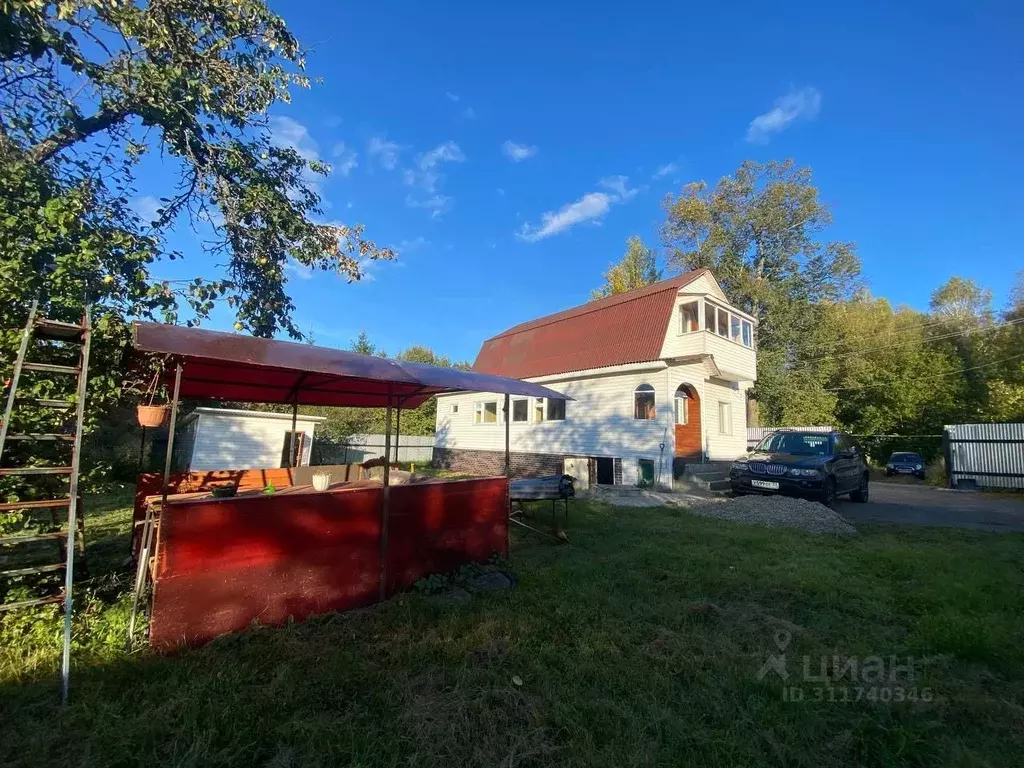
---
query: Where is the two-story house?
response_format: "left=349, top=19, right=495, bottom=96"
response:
left=434, top=268, right=757, bottom=488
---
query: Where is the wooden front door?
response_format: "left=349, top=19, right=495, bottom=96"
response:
left=673, top=385, right=702, bottom=460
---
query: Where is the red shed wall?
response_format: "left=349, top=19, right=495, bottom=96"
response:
left=149, top=478, right=509, bottom=651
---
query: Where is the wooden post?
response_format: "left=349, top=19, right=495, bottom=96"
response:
left=289, top=401, right=298, bottom=468
left=379, top=394, right=392, bottom=601
left=394, top=403, right=401, bottom=466
left=504, top=393, right=511, bottom=556
left=161, top=363, right=183, bottom=506
left=131, top=361, right=181, bottom=648
left=504, top=393, right=511, bottom=476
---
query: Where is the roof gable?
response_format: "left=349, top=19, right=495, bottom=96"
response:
left=472, top=269, right=710, bottom=379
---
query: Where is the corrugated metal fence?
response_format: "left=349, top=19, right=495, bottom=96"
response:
left=945, top=423, right=1024, bottom=490
left=747, top=426, right=833, bottom=450
left=312, top=434, right=435, bottom=465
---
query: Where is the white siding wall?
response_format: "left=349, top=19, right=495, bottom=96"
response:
left=660, top=295, right=756, bottom=381
left=682, top=272, right=728, bottom=301
left=437, top=367, right=673, bottom=485
left=701, top=379, right=750, bottom=461
left=435, top=361, right=746, bottom=483
left=663, top=366, right=749, bottom=462
left=188, top=413, right=320, bottom=471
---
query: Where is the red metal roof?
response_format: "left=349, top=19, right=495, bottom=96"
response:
left=132, top=322, right=570, bottom=409
left=472, top=270, right=710, bottom=379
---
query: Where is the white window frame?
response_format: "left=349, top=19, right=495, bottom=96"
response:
left=634, top=383, right=656, bottom=421
left=678, top=301, right=700, bottom=334
left=450, top=403, right=459, bottom=414
left=511, top=397, right=529, bottom=423
left=474, top=400, right=499, bottom=425
left=674, top=392, right=689, bottom=425
left=718, top=401, right=733, bottom=436
left=533, top=397, right=545, bottom=423
left=546, top=398, right=566, bottom=421
left=702, top=298, right=755, bottom=350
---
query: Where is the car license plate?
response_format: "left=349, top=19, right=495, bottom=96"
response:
left=751, top=479, right=780, bottom=490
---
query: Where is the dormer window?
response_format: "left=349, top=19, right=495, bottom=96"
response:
left=679, top=302, right=699, bottom=333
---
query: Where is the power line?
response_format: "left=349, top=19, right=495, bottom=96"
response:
left=822, top=351, right=1024, bottom=393
left=780, top=312, right=999, bottom=357
left=790, top=317, right=1024, bottom=369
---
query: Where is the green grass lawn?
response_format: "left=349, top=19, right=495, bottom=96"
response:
left=2, top=490, right=1023, bottom=767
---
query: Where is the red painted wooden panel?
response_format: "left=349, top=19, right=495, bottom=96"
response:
left=133, top=469, right=297, bottom=552
left=386, top=478, right=510, bottom=592
left=148, top=478, right=509, bottom=651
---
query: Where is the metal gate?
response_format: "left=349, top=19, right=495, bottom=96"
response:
left=944, top=423, right=1024, bottom=490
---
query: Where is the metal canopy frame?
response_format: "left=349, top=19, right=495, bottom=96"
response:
left=128, top=323, right=569, bottom=641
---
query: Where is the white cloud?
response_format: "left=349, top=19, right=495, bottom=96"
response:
left=132, top=195, right=162, bottom=225
left=598, top=175, right=638, bottom=202
left=502, top=140, right=538, bottom=162
left=746, top=86, right=822, bottom=143
left=406, top=193, right=453, bottom=219
left=518, top=175, right=638, bottom=242
left=268, top=116, right=320, bottom=163
left=267, top=115, right=330, bottom=194
left=330, top=141, right=358, bottom=176
left=403, top=142, right=465, bottom=216
left=367, top=136, right=401, bottom=170
left=652, top=162, right=678, bottom=179
left=518, top=193, right=612, bottom=242
left=396, top=236, right=428, bottom=252
left=284, top=259, right=314, bottom=280
left=445, top=91, right=460, bottom=102
left=418, top=141, right=465, bottom=170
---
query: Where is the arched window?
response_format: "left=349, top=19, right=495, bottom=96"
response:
left=674, top=386, right=690, bottom=425
left=633, top=384, right=656, bottom=420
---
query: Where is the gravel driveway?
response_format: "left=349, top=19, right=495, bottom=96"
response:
left=839, top=482, right=1024, bottom=532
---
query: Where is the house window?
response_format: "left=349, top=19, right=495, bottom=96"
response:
left=674, top=390, right=689, bottom=425
left=730, top=314, right=741, bottom=342
left=634, top=384, right=656, bottom=420
left=474, top=401, right=498, bottom=424
left=742, top=320, right=753, bottom=348
left=704, top=302, right=716, bottom=334
left=679, top=302, right=699, bottom=333
left=534, top=398, right=545, bottom=422
left=716, top=307, right=729, bottom=338
left=451, top=403, right=459, bottom=414
left=718, top=402, right=732, bottom=435
left=512, top=398, right=529, bottom=422
left=547, top=398, right=566, bottom=421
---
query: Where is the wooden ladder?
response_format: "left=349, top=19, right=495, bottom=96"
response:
left=0, top=300, right=91, bottom=704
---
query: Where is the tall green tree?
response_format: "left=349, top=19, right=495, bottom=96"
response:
left=1, top=0, right=392, bottom=338
left=591, top=235, right=661, bottom=299
left=660, top=160, right=861, bottom=425
left=350, top=331, right=377, bottom=356
left=927, top=277, right=997, bottom=420
left=0, top=0, right=392, bottom=487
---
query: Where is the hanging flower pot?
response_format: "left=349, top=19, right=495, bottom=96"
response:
left=137, top=404, right=170, bottom=428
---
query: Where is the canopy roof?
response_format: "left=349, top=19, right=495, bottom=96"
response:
left=132, top=322, right=570, bottom=409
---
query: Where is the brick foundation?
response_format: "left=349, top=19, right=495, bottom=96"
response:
left=433, top=447, right=564, bottom=478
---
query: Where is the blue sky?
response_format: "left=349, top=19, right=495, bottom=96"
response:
left=143, top=0, right=1023, bottom=363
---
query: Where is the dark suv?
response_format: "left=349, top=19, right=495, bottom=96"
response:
left=730, top=430, right=869, bottom=506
